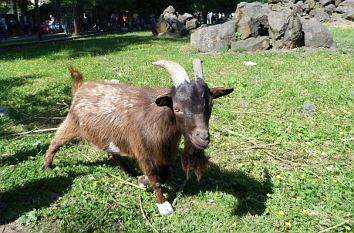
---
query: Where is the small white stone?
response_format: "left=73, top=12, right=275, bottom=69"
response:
left=242, top=61, right=257, bottom=66
left=156, top=201, right=174, bottom=216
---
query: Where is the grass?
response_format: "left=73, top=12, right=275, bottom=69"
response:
left=0, top=28, right=353, bottom=232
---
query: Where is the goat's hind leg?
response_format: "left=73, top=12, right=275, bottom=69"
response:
left=108, top=153, right=137, bottom=177
left=43, top=116, right=78, bottom=170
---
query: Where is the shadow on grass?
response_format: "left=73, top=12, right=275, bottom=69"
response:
left=0, top=142, right=49, bottom=166
left=57, top=155, right=273, bottom=216
left=179, top=163, right=273, bottom=216
left=0, top=33, right=187, bottom=61
left=0, top=172, right=85, bottom=225
left=0, top=74, right=71, bottom=133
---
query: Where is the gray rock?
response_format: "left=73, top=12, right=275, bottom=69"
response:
left=186, top=18, right=198, bottom=30
left=178, top=13, right=193, bottom=23
left=234, top=2, right=270, bottom=39
left=335, top=0, right=344, bottom=6
left=319, top=0, right=333, bottom=6
left=301, top=18, right=335, bottom=48
left=311, top=8, right=331, bottom=21
left=163, top=5, right=175, bottom=15
left=295, top=1, right=305, bottom=15
left=339, top=0, right=354, bottom=7
left=157, top=8, right=188, bottom=37
left=324, top=4, right=336, bottom=14
left=268, top=8, right=303, bottom=48
left=190, top=20, right=236, bottom=52
left=342, top=9, right=354, bottom=20
left=230, top=36, right=271, bottom=51
left=335, top=0, right=354, bottom=13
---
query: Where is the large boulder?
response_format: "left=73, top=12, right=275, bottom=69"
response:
left=178, top=13, right=193, bottom=23
left=186, top=18, right=198, bottom=30
left=342, top=9, right=354, bottom=20
left=234, top=2, right=270, bottom=39
left=335, top=0, right=354, bottom=18
left=300, top=18, right=334, bottom=48
left=310, top=8, right=331, bottom=21
left=191, top=20, right=236, bottom=52
left=324, top=4, right=336, bottom=14
left=319, top=0, right=334, bottom=6
left=268, top=8, right=303, bottom=48
left=157, top=5, right=188, bottom=37
left=230, top=36, right=271, bottom=51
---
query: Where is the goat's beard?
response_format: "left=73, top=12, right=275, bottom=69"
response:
left=181, top=141, right=210, bottom=181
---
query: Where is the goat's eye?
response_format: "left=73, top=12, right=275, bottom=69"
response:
left=174, top=108, right=183, bottom=113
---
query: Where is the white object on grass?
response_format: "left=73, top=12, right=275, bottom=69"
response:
left=242, top=61, right=257, bottom=66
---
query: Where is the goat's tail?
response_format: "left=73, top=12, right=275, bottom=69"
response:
left=68, top=66, right=84, bottom=95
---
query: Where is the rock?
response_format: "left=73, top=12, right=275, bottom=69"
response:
left=268, top=8, right=303, bottom=48
left=301, top=18, right=334, bottom=48
left=335, top=0, right=344, bottom=6
left=324, top=4, right=336, bottom=14
left=163, top=5, right=175, bottom=15
left=319, top=0, right=333, bottom=6
left=342, top=9, right=354, bottom=20
left=335, top=0, right=354, bottom=13
left=157, top=6, right=188, bottom=37
left=230, top=36, right=271, bottom=51
left=234, top=2, right=270, bottom=39
left=186, top=18, right=198, bottom=30
left=311, top=8, right=331, bottom=21
left=295, top=1, right=305, bottom=15
left=178, top=13, right=193, bottom=23
left=339, top=0, right=354, bottom=7
left=191, top=20, right=236, bottom=52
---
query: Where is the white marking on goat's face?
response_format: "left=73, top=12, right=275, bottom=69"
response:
left=156, top=201, right=174, bottom=215
left=107, top=142, right=120, bottom=154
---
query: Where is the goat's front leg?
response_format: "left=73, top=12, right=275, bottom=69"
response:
left=138, top=158, right=173, bottom=215
left=148, top=175, right=174, bottom=216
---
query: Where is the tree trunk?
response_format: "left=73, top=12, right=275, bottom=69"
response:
left=34, top=0, right=42, bottom=40
left=73, top=6, right=78, bottom=34
left=12, top=0, right=21, bottom=34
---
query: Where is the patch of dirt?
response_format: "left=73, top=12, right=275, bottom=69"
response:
left=0, top=222, right=29, bottom=233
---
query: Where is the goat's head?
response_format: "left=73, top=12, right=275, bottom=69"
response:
left=153, top=59, right=233, bottom=150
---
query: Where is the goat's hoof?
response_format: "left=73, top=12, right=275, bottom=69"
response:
left=138, top=175, right=149, bottom=188
left=42, top=163, right=51, bottom=171
left=156, top=201, right=174, bottom=216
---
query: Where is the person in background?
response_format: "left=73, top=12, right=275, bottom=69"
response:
left=83, top=13, right=88, bottom=33
left=0, top=16, right=7, bottom=40
left=149, top=14, right=158, bottom=36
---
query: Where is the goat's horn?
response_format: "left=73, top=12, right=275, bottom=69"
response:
left=193, top=59, right=204, bottom=80
left=153, top=60, right=190, bottom=87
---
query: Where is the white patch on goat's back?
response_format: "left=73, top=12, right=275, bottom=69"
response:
left=156, top=201, right=174, bottom=215
left=107, top=142, right=120, bottom=154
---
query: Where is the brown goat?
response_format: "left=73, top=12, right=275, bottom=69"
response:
left=43, top=59, right=233, bottom=215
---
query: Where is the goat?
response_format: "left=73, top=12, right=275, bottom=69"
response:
left=43, top=59, right=233, bottom=215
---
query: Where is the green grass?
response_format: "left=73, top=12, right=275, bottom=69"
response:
left=0, top=29, right=353, bottom=232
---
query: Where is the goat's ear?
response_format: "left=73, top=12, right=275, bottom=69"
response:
left=155, top=94, right=173, bottom=108
left=210, top=87, right=234, bottom=99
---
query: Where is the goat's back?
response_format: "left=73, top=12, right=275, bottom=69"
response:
left=68, top=81, right=180, bottom=164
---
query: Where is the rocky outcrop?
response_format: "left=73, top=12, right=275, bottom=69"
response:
left=301, top=18, right=334, bottom=47
left=190, top=1, right=335, bottom=52
left=190, top=21, right=236, bottom=52
left=156, top=6, right=200, bottom=37
left=270, top=0, right=354, bottom=21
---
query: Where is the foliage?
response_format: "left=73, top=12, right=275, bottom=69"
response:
left=0, top=27, right=353, bottom=232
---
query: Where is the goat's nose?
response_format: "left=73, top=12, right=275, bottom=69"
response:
left=196, top=130, right=210, bottom=141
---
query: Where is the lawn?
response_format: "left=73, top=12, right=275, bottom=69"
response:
left=0, top=27, right=353, bottom=232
